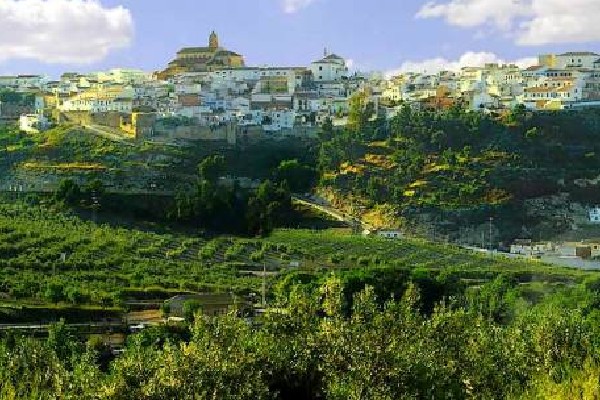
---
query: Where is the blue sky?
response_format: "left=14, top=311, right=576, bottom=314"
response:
left=1, top=0, right=599, bottom=77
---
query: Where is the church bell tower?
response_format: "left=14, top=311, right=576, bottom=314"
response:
left=209, top=31, right=219, bottom=49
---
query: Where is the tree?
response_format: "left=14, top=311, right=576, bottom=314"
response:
left=47, top=319, right=78, bottom=362
left=320, top=117, right=334, bottom=141
left=274, top=159, right=315, bottom=193
left=198, top=155, right=225, bottom=183
left=347, top=91, right=374, bottom=135
left=55, top=179, right=81, bottom=205
left=83, top=178, right=105, bottom=197
left=183, top=300, right=203, bottom=322
left=44, top=282, right=65, bottom=304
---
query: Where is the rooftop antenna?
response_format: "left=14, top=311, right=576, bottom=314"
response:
left=324, top=47, right=328, bottom=57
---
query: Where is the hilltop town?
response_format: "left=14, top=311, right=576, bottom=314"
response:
left=2, top=33, right=600, bottom=250
left=2, top=32, right=600, bottom=140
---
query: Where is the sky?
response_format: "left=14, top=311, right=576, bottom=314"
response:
left=0, top=0, right=599, bottom=77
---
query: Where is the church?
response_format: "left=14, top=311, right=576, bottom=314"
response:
left=157, top=31, right=245, bottom=80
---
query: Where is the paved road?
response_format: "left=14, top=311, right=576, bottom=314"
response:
left=292, top=195, right=361, bottom=228
left=538, top=255, right=600, bottom=270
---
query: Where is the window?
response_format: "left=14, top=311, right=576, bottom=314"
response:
left=319, top=66, right=323, bottom=71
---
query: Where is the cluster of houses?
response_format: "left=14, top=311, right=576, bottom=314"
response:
left=510, top=239, right=600, bottom=260
left=2, top=33, right=600, bottom=138
left=383, top=52, right=600, bottom=112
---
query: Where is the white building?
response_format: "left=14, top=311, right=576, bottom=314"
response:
left=377, top=230, right=403, bottom=239
left=510, top=242, right=552, bottom=256
left=210, top=67, right=309, bottom=94
left=263, top=109, right=296, bottom=131
left=0, top=75, right=46, bottom=91
left=554, top=52, right=600, bottom=69
left=95, top=69, right=151, bottom=84
left=310, top=53, right=349, bottom=82
left=0, top=76, right=17, bottom=88
left=19, top=113, right=49, bottom=133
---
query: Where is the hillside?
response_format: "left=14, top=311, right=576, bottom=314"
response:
left=0, top=124, right=316, bottom=194
left=318, top=106, right=600, bottom=244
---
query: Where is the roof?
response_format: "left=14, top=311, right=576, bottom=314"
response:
left=177, top=46, right=218, bottom=54
left=559, top=51, right=599, bottom=56
left=324, top=53, right=344, bottom=61
left=525, top=87, right=552, bottom=93
left=556, top=86, right=574, bottom=92
left=548, top=76, right=576, bottom=81
left=524, top=85, right=573, bottom=93
left=314, top=53, right=345, bottom=64
left=214, top=50, right=242, bottom=57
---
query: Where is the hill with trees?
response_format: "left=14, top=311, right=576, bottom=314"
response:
left=318, top=102, right=600, bottom=243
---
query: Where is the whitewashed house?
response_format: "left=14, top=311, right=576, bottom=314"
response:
left=310, top=53, right=349, bottom=83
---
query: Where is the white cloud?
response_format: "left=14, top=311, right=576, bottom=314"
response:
left=281, top=0, right=316, bottom=13
left=517, top=0, right=600, bottom=45
left=417, top=0, right=600, bottom=46
left=0, top=0, right=134, bottom=64
left=386, top=51, right=537, bottom=76
left=417, top=0, right=528, bottom=30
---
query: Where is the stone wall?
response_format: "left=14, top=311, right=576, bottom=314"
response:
left=55, top=110, right=317, bottom=144
left=154, top=123, right=236, bottom=144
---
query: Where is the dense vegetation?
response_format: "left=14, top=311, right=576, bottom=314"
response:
left=169, top=155, right=304, bottom=236
left=318, top=101, right=600, bottom=242
left=3, top=273, right=600, bottom=399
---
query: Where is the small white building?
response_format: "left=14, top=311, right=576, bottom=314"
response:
left=377, top=229, right=403, bottom=239
left=19, top=113, right=49, bottom=133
